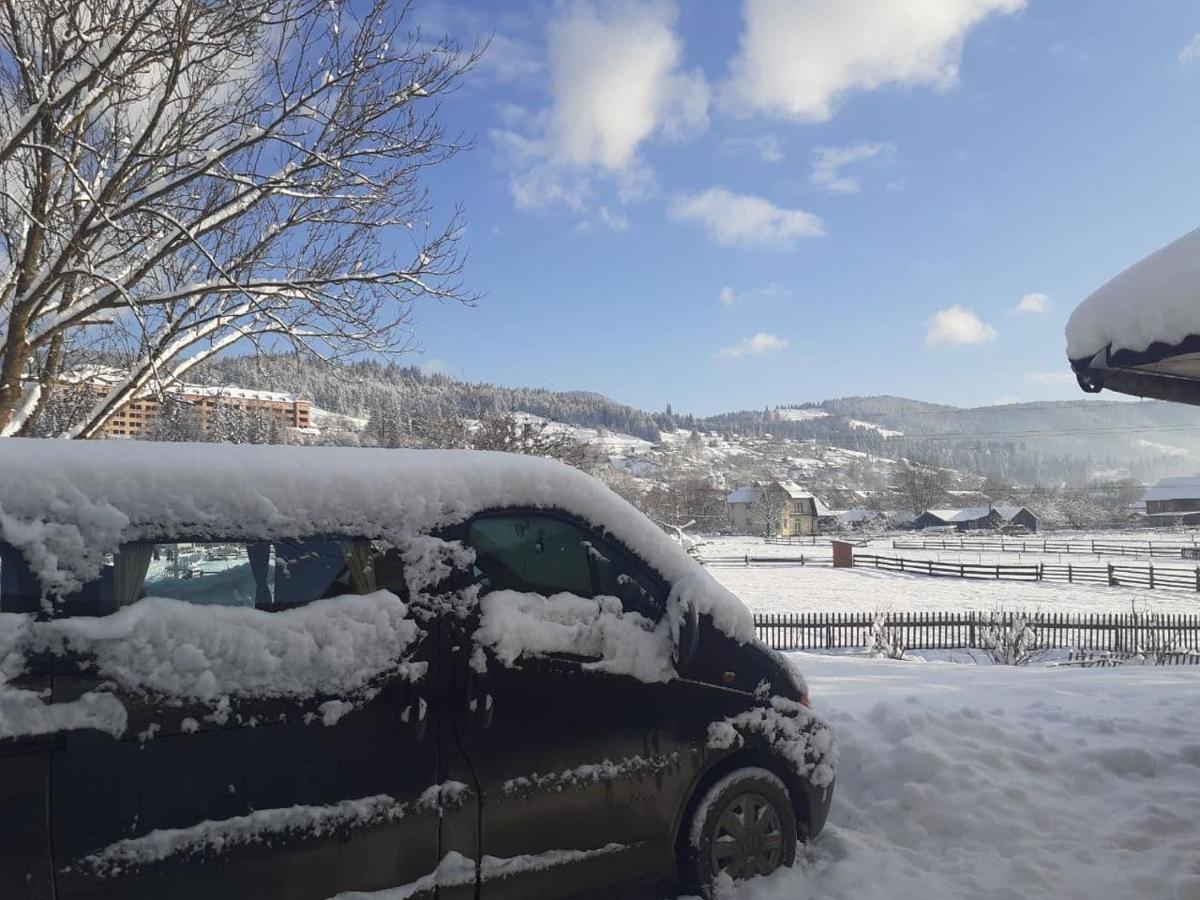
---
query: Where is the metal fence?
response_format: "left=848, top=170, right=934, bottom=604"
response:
left=752, top=611, right=1200, bottom=653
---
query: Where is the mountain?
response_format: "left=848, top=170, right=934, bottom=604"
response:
left=193, top=355, right=1200, bottom=485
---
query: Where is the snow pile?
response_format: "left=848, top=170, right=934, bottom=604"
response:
left=336, top=844, right=629, bottom=899
left=0, top=440, right=753, bottom=642
left=0, top=612, right=127, bottom=739
left=708, top=696, right=837, bottom=789
left=475, top=591, right=675, bottom=683
left=1066, top=226, right=1200, bottom=362
left=723, top=654, right=1200, bottom=900
left=0, top=685, right=126, bottom=740
left=75, top=782, right=469, bottom=878
left=502, top=752, right=680, bottom=796
left=47, top=591, right=422, bottom=702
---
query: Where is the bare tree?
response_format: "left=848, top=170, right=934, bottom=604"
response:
left=0, top=0, right=480, bottom=437
left=894, top=462, right=950, bottom=513
left=754, top=484, right=789, bottom=537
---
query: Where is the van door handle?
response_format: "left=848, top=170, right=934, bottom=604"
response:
left=466, top=670, right=493, bottom=730
left=399, top=684, right=427, bottom=741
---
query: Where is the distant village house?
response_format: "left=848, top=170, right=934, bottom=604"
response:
left=913, top=504, right=1039, bottom=533
left=726, top=480, right=831, bottom=536
left=1141, top=476, right=1200, bottom=525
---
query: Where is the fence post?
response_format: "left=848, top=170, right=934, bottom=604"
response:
left=1195, top=566, right=1199, bottom=592
left=996, top=564, right=1000, bottom=580
left=1149, top=564, right=1155, bottom=590
left=928, top=560, right=933, bottom=576
left=899, top=558, right=905, bottom=572
left=969, top=611, right=976, bottom=648
left=1038, top=563, right=1043, bottom=582
left=745, top=554, right=749, bottom=567
left=1108, top=563, right=1115, bottom=587
left=1068, top=564, right=1073, bottom=584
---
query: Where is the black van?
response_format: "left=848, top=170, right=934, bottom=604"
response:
left=0, top=440, right=835, bottom=899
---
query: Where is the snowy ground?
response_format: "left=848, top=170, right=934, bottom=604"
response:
left=709, top=562, right=1200, bottom=616
left=699, top=536, right=1200, bottom=616
left=720, top=653, right=1200, bottom=900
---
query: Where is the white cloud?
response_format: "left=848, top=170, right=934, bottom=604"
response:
left=721, top=0, right=1026, bottom=122
left=1180, top=33, right=1200, bottom=63
left=1025, top=371, right=1075, bottom=385
left=925, top=304, right=997, bottom=346
left=1013, top=292, right=1049, bottom=313
left=719, top=333, right=789, bottom=358
left=719, top=283, right=792, bottom=307
left=810, top=142, right=895, bottom=193
left=719, top=134, right=786, bottom=163
left=546, top=0, right=708, bottom=171
left=669, top=187, right=825, bottom=249
left=492, top=1, right=707, bottom=223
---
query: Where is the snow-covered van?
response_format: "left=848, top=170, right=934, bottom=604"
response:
left=0, top=440, right=835, bottom=899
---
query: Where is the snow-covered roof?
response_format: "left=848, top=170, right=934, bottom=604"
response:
left=1066, top=227, right=1200, bottom=403
left=179, top=384, right=305, bottom=404
left=775, top=479, right=811, bottom=500
left=726, top=486, right=760, bottom=504
left=921, top=505, right=1031, bottom=523
left=0, top=440, right=752, bottom=641
left=1067, top=227, right=1200, bottom=363
left=1142, top=476, right=1200, bottom=503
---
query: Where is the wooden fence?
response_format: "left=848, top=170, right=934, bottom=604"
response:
left=893, top=537, right=1200, bottom=559
left=857, top=553, right=1200, bottom=593
left=702, top=554, right=807, bottom=567
left=752, top=611, right=1200, bottom=653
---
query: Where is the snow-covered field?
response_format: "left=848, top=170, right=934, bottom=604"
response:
left=699, top=535, right=1200, bottom=615
left=722, top=653, right=1200, bottom=900
left=711, top=564, right=1200, bottom=616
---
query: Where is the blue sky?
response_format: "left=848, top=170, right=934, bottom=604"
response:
left=403, top=0, right=1200, bottom=417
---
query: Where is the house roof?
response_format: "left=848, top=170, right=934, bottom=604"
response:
left=921, top=505, right=1033, bottom=523
left=1066, top=227, right=1200, bottom=406
left=1142, top=476, right=1200, bottom=503
left=726, top=486, right=760, bottom=504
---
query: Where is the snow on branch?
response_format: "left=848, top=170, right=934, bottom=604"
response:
left=0, top=0, right=482, bottom=436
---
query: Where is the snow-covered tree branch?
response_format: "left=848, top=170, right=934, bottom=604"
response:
left=0, top=0, right=480, bottom=436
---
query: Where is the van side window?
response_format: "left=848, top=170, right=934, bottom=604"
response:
left=135, top=540, right=377, bottom=609
left=589, top=541, right=665, bottom=620
left=468, top=515, right=592, bottom=597
left=20, top=538, right=384, bottom=616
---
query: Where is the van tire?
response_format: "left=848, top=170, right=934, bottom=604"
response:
left=679, top=767, right=797, bottom=897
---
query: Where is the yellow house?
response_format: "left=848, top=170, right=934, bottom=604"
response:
left=726, top=480, right=828, bottom=536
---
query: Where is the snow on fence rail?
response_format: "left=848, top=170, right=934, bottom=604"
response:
left=858, top=553, right=1200, bottom=593
left=892, top=537, right=1200, bottom=559
left=751, top=611, right=1200, bottom=654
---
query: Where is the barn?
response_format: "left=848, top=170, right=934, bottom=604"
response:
left=914, top=504, right=1039, bottom=533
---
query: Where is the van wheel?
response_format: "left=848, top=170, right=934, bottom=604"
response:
left=681, top=767, right=798, bottom=896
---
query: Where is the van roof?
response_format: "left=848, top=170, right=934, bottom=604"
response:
left=0, top=439, right=752, bottom=640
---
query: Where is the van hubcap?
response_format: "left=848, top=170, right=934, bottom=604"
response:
left=709, top=790, right=784, bottom=881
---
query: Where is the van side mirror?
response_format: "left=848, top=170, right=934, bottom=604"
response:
left=673, top=603, right=699, bottom=670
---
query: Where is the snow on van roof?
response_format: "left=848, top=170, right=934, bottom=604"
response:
left=0, top=440, right=753, bottom=640
left=1066, top=226, right=1200, bottom=364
